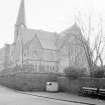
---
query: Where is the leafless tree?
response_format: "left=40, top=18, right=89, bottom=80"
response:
left=75, top=14, right=105, bottom=73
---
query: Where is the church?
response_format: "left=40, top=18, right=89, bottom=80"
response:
left=2, top=0, right=89, bottom=73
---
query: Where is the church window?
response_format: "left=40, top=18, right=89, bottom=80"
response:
left=52, top=66, right=55, bottom=72
left=50, top=66, right=52, bottom=71
left=34, top=64, right=37, bottom=72
left=46, top=65, right=49, bottom=72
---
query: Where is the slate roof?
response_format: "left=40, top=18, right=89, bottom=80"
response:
left=20, top=27, right=58, bottom=50
left=56, top=23, right=87, bottom=49
left=61, top=23, right=83, bottom=39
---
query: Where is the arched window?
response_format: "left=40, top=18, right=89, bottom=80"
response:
left=34, top=64, right=37, bottom=72
left=53, top=66, right=55, bottom=71
left=46, top=65, right=49, bottom=72
left=50, top=66, right=52, bottom=72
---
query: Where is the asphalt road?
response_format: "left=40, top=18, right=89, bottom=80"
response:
left=0, top=85, right=94, bottom=105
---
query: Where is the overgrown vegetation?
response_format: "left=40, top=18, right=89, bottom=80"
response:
left=0, top=72, right=58, bottom=91
left=91, top=67, right=105, bottom=78
left=64, top=67, right=87, bottom=79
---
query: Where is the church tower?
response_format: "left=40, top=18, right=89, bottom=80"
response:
left=14, top=0, right=26, bottom=42
left=16, top=0, right=26, bottom=27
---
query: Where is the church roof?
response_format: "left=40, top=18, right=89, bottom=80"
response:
left=56, top=23, right=87, bottom=49
left=36, top=30, right=58, bottom=50
left=61, top=23, right=82, bottom=38
left=20, top=27, right=58, bottom=50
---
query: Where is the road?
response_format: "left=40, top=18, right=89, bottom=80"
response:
left=0, top=85, right=95, bottom=105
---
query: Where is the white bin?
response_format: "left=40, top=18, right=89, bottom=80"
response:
left=46, top=82, right=59, bottom=92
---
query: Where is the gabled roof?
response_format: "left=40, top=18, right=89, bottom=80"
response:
left=36, top=30, right=58, bottom=50
left=20, top=27, right=58, bottom=50
left=56, top=23, right=87, bottom=49
left=61, top=23, right=82, bottom=39
left=24, top=34, right=42, bottom=50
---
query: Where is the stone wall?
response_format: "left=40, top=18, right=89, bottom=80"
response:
left=58, top=76, right=81, bottom=94
left=0, top=72, right=58, bottom=91
left=0, top=72, right=105, bottom=94
left=58, top=76, right=105, bottom=94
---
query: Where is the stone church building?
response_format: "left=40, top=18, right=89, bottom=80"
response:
left=1, top=0, right=89, bottom=73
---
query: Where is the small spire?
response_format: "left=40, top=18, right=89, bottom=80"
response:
left=16, top=0, right=26, bottom=27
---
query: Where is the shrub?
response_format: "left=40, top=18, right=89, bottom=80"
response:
left=92, top=67, right=105, bottom=78
left=0, top=72, right=58, bottom=91
left=64, top=67, right=86, bottom=79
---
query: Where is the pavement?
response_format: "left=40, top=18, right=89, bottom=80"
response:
left=24, top=91, right=105, bottom=105
left=0, top=85, right=105, bottom=105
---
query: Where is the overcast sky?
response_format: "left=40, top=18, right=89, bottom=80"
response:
left=0, top=0, right=105, bottom=48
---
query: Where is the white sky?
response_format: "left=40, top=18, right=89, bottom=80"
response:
left=0, top=0, right=105, bottom=48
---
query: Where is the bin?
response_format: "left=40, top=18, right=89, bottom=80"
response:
left=46, top=82, right=59, bottom=92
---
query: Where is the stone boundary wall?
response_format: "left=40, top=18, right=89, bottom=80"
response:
left=0, top=72, right=58, bottom=91
left=0, top=72, right=105, bottom=94
left=58, top=76, right=105, bottom=94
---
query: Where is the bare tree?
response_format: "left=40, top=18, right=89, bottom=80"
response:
left=75, top=14, right=105, bottom=73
